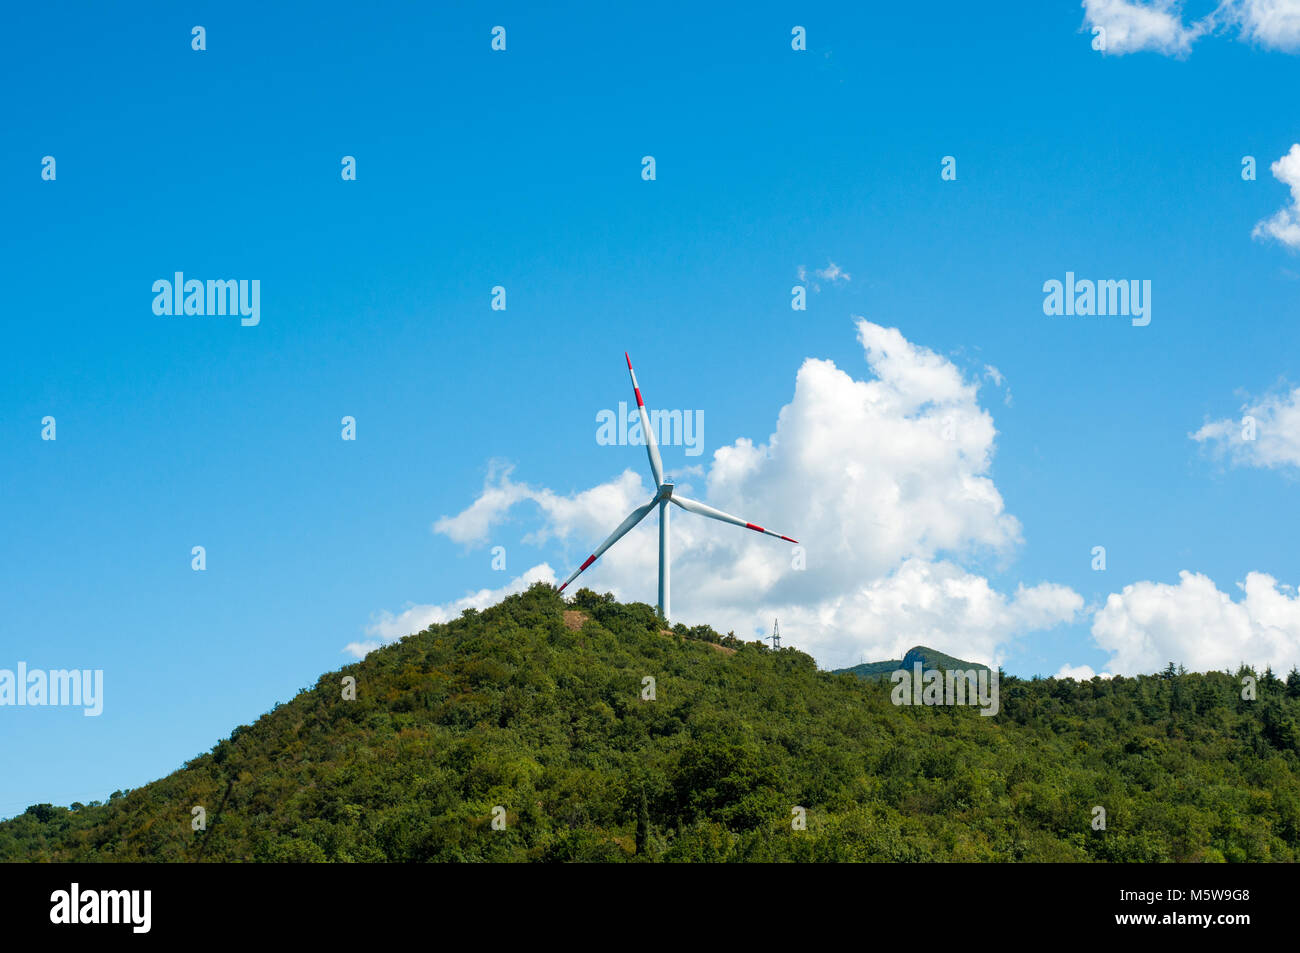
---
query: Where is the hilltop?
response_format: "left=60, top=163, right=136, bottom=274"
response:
left=3, top=583, right=1299, bottom=862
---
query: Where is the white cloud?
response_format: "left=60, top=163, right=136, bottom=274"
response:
left=984, top=364, right=1013, bottom=406
left=815, top=261, right=851, bottom=284
left=1082, top=0, right=1300, bottom=55
left=434, top=463, right=650, bottom=548
left=349, top=564, right=557, bottom=656
left=798, top=558, right=1083, bottom=669
left=1191, top=385, right=1300, bottom=470
left=380, top=320, right=1083, bottom=669
left=1252, top=144, right=1300, bottom=250
left=1226, top=0, right=1300, bottom=50
left=796, top=260, right=851, bottom=292
left=1082, top=0, right=1211, bottom=55
left=1091, top=571, right=1300, bottom=673
left=432, top=461, right=532, bottom=545
left=1055, top=663, right=1116, bottom=679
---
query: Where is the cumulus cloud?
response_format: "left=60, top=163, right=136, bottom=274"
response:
left=1226, top=0, right=1300, bottom=49
left=432, top=461, right=533, bottom=545
left=342, top=638, right=382, bottom=658
left=347, top=564, right=556, bottom=657
left=1083, top=0, right=1211, bottom=55
left=435, top=464, right=652, bottom=548
left=1252, top=144, right=1300, bottom=250
left=1055, top=663, right=1116, bottom=680
left=1090, top=571, right=1300, bottom=673
left=1082, top=0, right=1300, bottom=55
left=374, top=320, right=1084, bottom=669
left=1191, top=385, right=1300, bottom=470
left=799, top=558, right=1083, bottom=669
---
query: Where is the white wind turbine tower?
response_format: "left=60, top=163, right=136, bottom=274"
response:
left=557, top=352, right=799, bottom=621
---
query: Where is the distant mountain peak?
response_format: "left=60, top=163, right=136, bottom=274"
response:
left=835, top=645, right=991, bottom=681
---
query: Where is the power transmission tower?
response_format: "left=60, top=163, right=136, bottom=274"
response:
left=769, top=618, right=781, bottom=650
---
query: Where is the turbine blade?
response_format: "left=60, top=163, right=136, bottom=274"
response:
left=626, top=352, right=665, bottom=487
left=557, top=497, right=659, bottom=592
left=670, top=494, right=798, bottom=544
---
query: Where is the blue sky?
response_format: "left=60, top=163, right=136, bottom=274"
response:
left=2, top=1, right=1299, bottom=815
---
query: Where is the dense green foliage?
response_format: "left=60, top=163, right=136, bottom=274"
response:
left=836, top=645, right=991, bottom=681
left=4, top=583, right=1300, bottom=862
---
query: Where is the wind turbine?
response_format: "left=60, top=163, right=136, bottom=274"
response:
left=557, top=352, right=798, bottom=621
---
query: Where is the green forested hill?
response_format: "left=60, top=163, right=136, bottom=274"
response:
left=4, top=583, right=1300, bottom=862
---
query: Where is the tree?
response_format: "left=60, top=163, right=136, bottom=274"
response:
left=636, top=785, right=651, bottom=856
left=24, top=804, right=59, bottom=824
